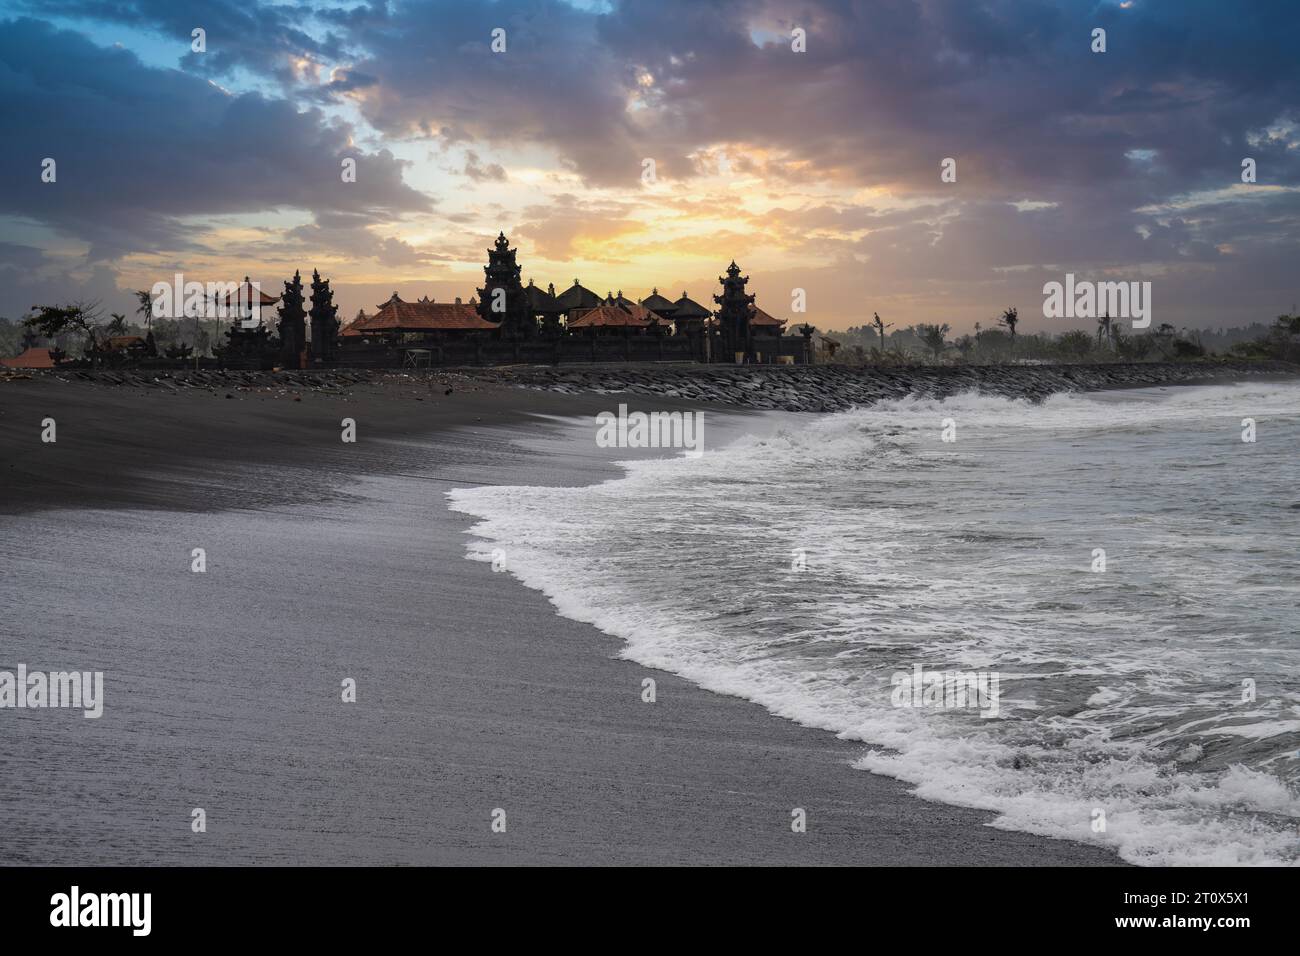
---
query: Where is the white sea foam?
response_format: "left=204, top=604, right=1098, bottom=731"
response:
left=448, top=381, right=1300, bottom=865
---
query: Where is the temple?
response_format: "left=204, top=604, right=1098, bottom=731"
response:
left=277, top=271, right=307, bottom=368
left=476, top=233, right=533, bottom=340
left=210, top=240, right=807, bottom=368
left=308, top=270, right=340, bottom=365
left=22, top=234, right=813, bottom=370
left=341, top=294, right=496, bottom=343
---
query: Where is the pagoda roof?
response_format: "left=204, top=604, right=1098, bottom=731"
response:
left=672, top=293, right=711, bottom=318
left=344, top=294, right=496, bottom=334
left=524, top=279, right=560, bottom=312
left=567, top=304, right=654, bottom=329
left=641, top=288, right=677, bottom=314
left=219, top=277, right=280, bottom=307
left=750, top=307, right=786, bottom=328
left=553, top=280, right=603, bottom=312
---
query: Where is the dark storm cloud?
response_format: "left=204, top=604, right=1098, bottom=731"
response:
left=14, top=0, right=350, bottom=83
left=592, top=0, right=1300, bottom=194
left=20, top=0, right=1300, bottom=196
left=0, top=17, right=432, bottom=262
left=313, top=0, right=1300, bottom=299
left=339, top=0, right=649, bottom=185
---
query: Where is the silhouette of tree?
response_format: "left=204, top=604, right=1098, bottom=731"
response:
left=870, top=311, right=893, bottom=351
left=999, top=307, right=1019, bottom=345
left=916, top=322, right=951, bottom=360
left=134, top=290, right=154, bottom=330
left=24, top=301, right=104, bottom=366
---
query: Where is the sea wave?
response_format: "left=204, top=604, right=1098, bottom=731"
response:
left=448, top=382, right=1300, bottom=865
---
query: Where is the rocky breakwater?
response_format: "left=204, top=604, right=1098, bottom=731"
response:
left=470, top=360, right=1299, bottom=412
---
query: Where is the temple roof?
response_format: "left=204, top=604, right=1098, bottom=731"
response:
left=749, top=307, right=786, bottom=328
left=641, top=288, right=677, bottom=314
left=619, top=299, right=659, bottom=323
left=524, top=278, right=560, bottom=312
left=553, top=279, right=603, bottom=312
left=672, top=293, right=711, bottom=318
left=220, top=277, right=280, bottom=307
left=344, top=294, right=496, bottom=334
left=604, top=289, right=638, bottom=309
left=566, top=304, right=654, bottom=329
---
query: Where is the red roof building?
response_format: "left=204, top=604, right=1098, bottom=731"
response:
left=342, top=293, right=498, bottom=338
left=0, top=347, right=56, bottom=369
left=750, top=307, right=787, bottom=330
left=567, top=304, right=655, bottom=332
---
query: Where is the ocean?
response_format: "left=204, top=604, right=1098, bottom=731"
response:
left=448, top=381, right=1300, bottom=866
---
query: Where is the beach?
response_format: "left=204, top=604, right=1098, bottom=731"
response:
left=0, top=372, right=1129, bottom=865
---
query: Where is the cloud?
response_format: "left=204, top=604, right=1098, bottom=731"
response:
left=462, top=150, right=507, bottom=182
left=284, top=211, right=454, bottom=266
left=18, top=0, right=351, bottom=85
left=0, top=17, right=432, bottom=265
left=5, top=1, right=1300, bottom=329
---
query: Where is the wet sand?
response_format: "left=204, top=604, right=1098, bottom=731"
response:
left=0, top=376, right=1122, bottom=864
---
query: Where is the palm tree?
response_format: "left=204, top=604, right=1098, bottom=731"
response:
left=999, top=307, right=1019, bottom=345
left=134, top=290, right=154, bottom=330
left=870, top=311, right=893, bottom=351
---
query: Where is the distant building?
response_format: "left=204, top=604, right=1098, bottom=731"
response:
left=342, top=293, right=498, bottom=343
left=749, top=307, right=787, bottom=333
left=102, top=335, right=150, bottom=354
left=476, top=233, right=533, bottom=339
left=219, top=276, right=281, bottom=324
left=552, top=279, right=603, bottom=321
left=567, top=303, right=655, bottom=336
left=0, top=347, right=57, bottom=369
left=523, top=279, right=564, bottom=335
left=670, top=292, right=712, bottom=336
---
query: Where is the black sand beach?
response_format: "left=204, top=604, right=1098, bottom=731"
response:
left=0, top=372, right=1136, bottom=865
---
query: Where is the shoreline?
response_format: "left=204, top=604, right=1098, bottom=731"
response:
left=0, top=375, right=1141, bottom=865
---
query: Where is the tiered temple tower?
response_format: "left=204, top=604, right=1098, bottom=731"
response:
left=277, top=270, right=307, bottom=368
left=309, top=269, right=340, bottom=364
left=713, top=260, right=756, bottom=361
left=476, top=232, right=533, bottom=339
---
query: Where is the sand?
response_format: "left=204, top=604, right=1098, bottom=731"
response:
left=0, top=375, right=1122, bottom=864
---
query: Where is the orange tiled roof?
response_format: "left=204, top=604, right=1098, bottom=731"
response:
left=0, top=347, right=55, bottom=368
left=750, top=307, right=786, bottom=328
left=620, top=299, right=661, bottom=323
left=567, top=304, right=654, bottom=329
left=344, top=295, right=497, bottom=334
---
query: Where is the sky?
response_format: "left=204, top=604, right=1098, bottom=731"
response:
left=1, top=0, right=1298, bottom=334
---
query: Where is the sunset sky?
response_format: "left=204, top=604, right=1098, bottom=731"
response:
left=2, top=0, right=1298, bottom=333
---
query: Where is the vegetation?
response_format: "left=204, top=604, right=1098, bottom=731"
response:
left=826, top=308, right=1299, bottom=367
